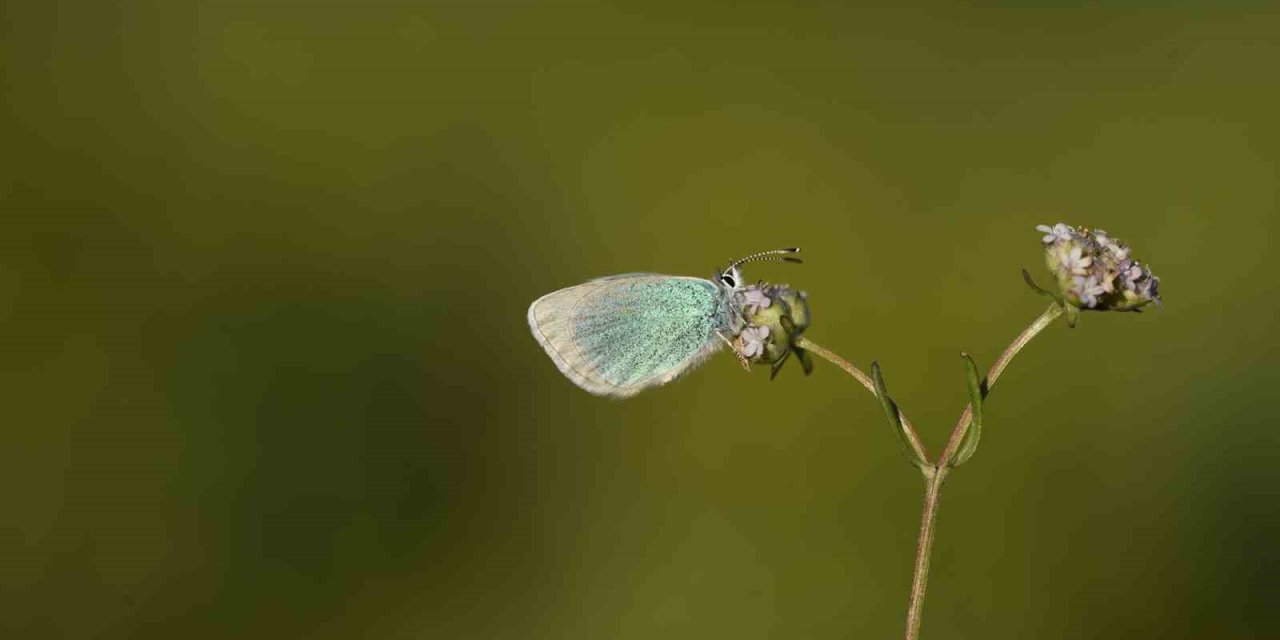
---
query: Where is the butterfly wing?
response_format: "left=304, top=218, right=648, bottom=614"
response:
left=528, top=274, right=728, bottom=397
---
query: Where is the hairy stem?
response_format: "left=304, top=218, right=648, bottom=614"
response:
left=905, top=465, right=946, bottom=640
left=795, top=336, right=930, bottom=465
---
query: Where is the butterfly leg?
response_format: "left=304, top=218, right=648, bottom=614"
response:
left=717, top=331, right=751, bottom=372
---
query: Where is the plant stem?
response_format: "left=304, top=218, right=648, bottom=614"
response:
left=797, top=302, right=1064, bottom=640
left=795, top=336, right=930, bottom=465
left=904, top=302, right=1063, bottom=640
left=905, top=464, right=946, bottom=640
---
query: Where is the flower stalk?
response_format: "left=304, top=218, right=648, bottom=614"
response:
left=800, top=301, right=1064, bottom=640
left=730, top=221, right=1175, bottom=640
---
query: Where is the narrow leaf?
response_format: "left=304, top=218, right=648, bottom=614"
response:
left=779, top=315, right=796, bottom=335
left=872, top=362, right=928, bottom=468
left=769, top=349, right=791, bottom=380
left=796, top=347, right=813, bottom=376
left=1022, top=268, right=1061, bottom=303
left=1023, top=268, right=1074, bottom=327
left=951, top=353, right=984, bottom=467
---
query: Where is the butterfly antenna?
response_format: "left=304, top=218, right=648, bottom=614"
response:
left=728, top=247, right=802, bottom=270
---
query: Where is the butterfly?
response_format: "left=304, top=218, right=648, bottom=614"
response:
left=527, top=248, right=801, bottom=397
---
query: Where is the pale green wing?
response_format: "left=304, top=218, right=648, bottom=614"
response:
left=527, top=274, right=727, bottom=397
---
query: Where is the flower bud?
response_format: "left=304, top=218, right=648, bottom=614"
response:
left=733, top=283, right=811, bottom=369
left=1036, top=223, right=1161, bottom=311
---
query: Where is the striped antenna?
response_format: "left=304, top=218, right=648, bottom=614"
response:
left=728, top=247, right=802, bottom=270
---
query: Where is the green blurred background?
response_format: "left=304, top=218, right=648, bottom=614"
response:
left=3, top=2, right=1277, bottom=638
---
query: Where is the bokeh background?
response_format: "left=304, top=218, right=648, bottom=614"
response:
left=3, top=2, right=1277, bottom=638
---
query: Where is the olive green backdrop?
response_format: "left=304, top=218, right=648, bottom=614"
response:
left=3, top=2, right=1277, bottom=638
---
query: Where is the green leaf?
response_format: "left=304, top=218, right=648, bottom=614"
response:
left=779, top=314, right=796, bottom=335
left=1023, top=268, right=1076, bottom=327
left=796, top=347, right=813, bottom=376
left=769, top=349, right=791, bottom=380
left=1022, top=268, right=1061, bottom=302
left=951, top=353, right=984, bottom=467
left=872, top=362, right=928, bottom=469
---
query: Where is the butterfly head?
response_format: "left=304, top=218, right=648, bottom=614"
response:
left=714, top=247, right=801, bottom=292
left=716, top=265, right=744, bottom=291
